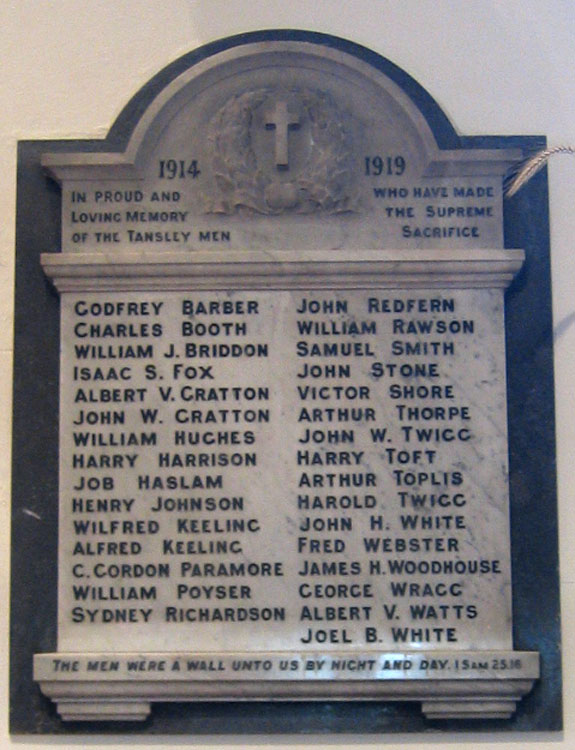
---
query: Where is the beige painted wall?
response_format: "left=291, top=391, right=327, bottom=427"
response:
left=2, top=1, right=574, bottom=747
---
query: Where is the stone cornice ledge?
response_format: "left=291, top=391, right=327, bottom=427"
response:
left=34, top=649, right=538, bottom=721
left=41, top=249, right=525, bottom=292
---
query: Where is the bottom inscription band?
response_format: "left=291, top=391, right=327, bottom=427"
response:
left=35, top=650, right=539, bottom=721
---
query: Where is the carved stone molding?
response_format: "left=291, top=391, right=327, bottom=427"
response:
left=205, top=88, right=358, bottom=215
left=35, top=650, right=539, bottom=721
left=42, top=248, right=525, bottom=292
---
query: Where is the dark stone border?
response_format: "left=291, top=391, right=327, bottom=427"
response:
left=10, top=29, right=561, bottom=734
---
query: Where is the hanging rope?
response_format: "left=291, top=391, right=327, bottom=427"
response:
left=505, top=145, right=575, bottom=197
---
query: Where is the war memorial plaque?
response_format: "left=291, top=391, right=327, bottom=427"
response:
left=11, top=31, right=561, bottom=733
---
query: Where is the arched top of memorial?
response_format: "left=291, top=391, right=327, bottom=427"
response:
left=41, top=31, right=521, bottom=251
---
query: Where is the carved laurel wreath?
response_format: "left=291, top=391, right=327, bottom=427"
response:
left=205, top=88, right=357, bottom=215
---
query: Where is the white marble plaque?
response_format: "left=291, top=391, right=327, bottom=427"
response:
left=57, top=289, right=512, bottom=654
left=27, top=35, right=546, bottom=724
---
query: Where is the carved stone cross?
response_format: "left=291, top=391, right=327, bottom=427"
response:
left=264, top=100, right=300, bottom=169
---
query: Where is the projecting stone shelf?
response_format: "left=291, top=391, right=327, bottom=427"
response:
left=35, top=650, right=539, bottom=721
left=41, top=248, right=525, bottom=291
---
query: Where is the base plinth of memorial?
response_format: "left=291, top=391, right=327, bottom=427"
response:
left=35, top=650, right=539, bottom=721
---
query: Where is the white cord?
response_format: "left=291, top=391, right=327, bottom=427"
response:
left=505, top=145, right=575, bottom=197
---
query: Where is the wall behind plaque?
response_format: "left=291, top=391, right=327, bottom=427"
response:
left=2, top=0, right=575, bottom=748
